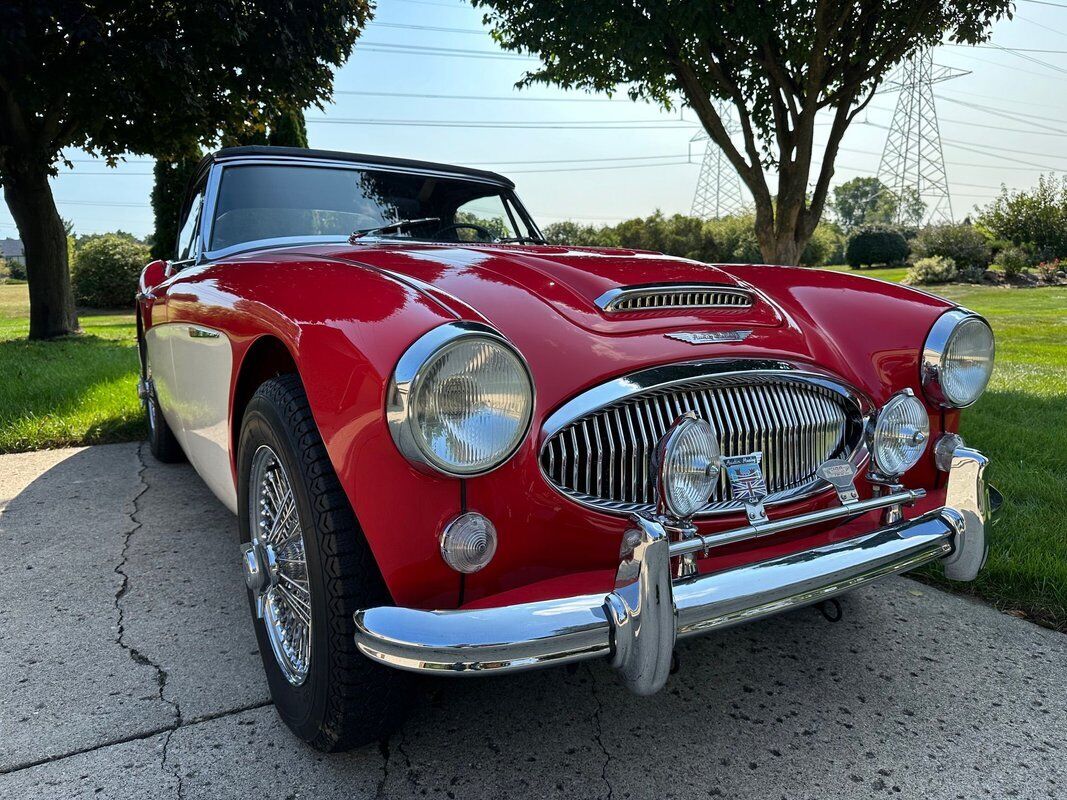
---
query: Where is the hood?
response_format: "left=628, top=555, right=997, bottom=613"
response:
left=306, top=242, right=784, bottom=335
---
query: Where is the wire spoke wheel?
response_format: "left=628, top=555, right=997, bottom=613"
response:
left=249, top=444, right=312, bottom=685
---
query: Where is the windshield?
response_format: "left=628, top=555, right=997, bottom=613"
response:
left=208, top=163, right=541, bottom=252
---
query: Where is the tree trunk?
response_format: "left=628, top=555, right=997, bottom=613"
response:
left=3, top=164, right=79, bottom=339
left=752, top=205, right=806, bottom=266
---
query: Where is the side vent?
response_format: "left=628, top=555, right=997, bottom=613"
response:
left=597, top=284, right=753, bottom=312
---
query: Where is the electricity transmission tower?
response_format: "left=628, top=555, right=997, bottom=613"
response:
left=877, top=49, right=968, bottom=225
left=691, top=100, right=747, bottom=219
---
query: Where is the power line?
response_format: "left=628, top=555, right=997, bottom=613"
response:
left=356, top=42, right=536, bottom=61
left=306, top=117, right=696, bottom=130
left=332, top=89, right=625, bottom=103
left=370, top=21, right=485, bottom=35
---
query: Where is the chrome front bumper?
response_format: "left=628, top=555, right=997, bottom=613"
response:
left=354, top=447, right=992, bottom=695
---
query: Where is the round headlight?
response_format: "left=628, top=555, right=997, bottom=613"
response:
left=389, top=323, right=533, bottom=476
left=869, top=391, right=930, bottom=477
left=655, top=414, right=721, bottom=520
left=922, top=310, right=995, bottom=408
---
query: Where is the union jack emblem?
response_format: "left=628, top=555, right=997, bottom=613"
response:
left=722, top=453, right=768, bottom=503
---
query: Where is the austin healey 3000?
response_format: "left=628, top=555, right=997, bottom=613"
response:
left=137, top=145, right=997, bottom=750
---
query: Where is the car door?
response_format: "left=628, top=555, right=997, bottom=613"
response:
left=146, top=183, right=240, bottom=512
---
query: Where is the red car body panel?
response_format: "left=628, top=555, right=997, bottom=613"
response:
left=140, top=241, right=957, bottom=610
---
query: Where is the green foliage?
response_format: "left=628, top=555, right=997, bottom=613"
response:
left=993, top=246, right=1031, bottom=279
left=267, top=110, right=310, bottom=148
left=830, top=177, right=898, bottom=230
left=911, top=223, right=991, bottom=268
left=703, top=214, right=762, bottom=263
left=903, top=255, right=957, bottom=286
left=542, top=221, right=615, bottom=247
left=845, top=227, right=909, bottom=268
left=978, top=174, right=1067, bottom=259
left=1, top=257, right=26, bottom=281
left=71, top=234, right=151, bottom=309
left=801, top=221, right=846, bottom=266
left=151, top=154, right=202, bottom=260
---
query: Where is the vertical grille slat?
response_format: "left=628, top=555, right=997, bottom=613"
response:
left=542, top=375, right=858, bottom=516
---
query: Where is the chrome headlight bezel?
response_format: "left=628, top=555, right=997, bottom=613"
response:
left=653, top=413, right=722, bottom=520
left=387, top=321, right=534, bottom=477
left=867, top=389, right=930, bottom=478
left=921, top=309, right=995, bottom=408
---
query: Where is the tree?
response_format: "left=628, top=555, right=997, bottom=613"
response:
left=472, top=0, right=1009, bottom=265
left=831, top=177, right=895, bottom=230
left=151, top=153, right=203, bottom=260
left=0, top=2, right=370, bottom=339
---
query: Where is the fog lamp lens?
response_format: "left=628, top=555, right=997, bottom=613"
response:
left=440, top=512, right=497, bottom=573
left=656, top=414, right=721, bottom=520
left=870, top=392, right=930, bottom=477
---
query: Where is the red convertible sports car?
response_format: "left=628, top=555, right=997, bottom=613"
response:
left=137, top=145, right=997, bottom=750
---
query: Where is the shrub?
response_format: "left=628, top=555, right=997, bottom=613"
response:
left=993, top=246, right=1031, bottom=279
left=957, top=264, right=987, bottom=284
left=542, top=221, right=614, bottom=247
left=2, top=257, right=27, bottom=281
left=72, top=234, right=151, bottom=308
left=903, top=256, right=957, bottom=285
left=911, top=223, right=990, bottom=268
left=845, top=226, right=909, bottom=267
left=801, top=221, right=846, bottom=266
left=978, top=174, right=1067, bottom=259
left=704, top=213, right=763, bottom=263
left=1036, top=259, right=1064, bottom=281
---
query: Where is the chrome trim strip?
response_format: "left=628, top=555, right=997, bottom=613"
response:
left=596, top=284, right=754, bottom=312
left=386, top=321, right=535, bottom=478
left=352, top=448, right=990, bottom=691
left=187, top=325, right=221, bottom=339
left=921, top=307, right=995, bottom=408
left=539, top=360, right=871, bottom=518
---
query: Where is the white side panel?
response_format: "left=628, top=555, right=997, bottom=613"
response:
left=145, top=324, right=182, bottom=436
left=151, top=322, right=239, bottom=513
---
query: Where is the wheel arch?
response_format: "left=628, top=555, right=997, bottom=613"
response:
left=230, top=334, right=301, bottom=478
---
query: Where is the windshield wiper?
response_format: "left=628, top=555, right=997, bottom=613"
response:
left=349, top=217, right=441, bottom=241
left=495, top=236, right=547, bottom=244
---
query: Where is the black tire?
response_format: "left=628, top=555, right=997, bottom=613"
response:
left=145, top=382, right=185, bottom=463
left=237, top=374, right=413, bottom=751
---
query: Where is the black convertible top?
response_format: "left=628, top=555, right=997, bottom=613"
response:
left=207, top=145, right=514, bottom=187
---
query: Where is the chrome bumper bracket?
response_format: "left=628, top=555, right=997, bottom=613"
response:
left=353, top=448, right=991, bottom=695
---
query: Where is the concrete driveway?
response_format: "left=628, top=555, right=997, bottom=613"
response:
left=0, top=443, right=1063, bottom=799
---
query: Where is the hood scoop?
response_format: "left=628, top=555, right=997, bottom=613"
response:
left=596, top=283, right=754, bottom=313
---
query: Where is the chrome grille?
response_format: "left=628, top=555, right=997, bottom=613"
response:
left=599, top=285, right=753, bottom=312
left=541, top=375, right=856, bottom=515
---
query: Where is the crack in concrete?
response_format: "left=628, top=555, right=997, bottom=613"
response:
left=0, top=700, right=274, bottom=776
left=587, top=665, right=615, bottom=800
left=375, top=736, right=392, bottom=799
left=113, top=444, right=185, bottom=796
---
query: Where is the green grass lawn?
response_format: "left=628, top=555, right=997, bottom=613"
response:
left=1, top=273, right=1064, bottom=629
left=0, top=283, right=144, bottom=453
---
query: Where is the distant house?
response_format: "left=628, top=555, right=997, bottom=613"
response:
left=0, top=238, right=25, bottom=264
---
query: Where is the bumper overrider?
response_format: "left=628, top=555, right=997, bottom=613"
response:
left=353, top=447, right=993, bottom=695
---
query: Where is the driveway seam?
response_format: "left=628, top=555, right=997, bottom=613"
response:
left=0, top=700, right=274, bottom=777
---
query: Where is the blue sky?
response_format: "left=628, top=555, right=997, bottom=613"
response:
left=2, top=0, right=1066, bottom=241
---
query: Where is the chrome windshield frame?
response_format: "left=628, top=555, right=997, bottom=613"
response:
left=193, top=155, right=542, bottom=263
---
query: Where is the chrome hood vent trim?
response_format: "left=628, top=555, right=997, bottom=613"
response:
left=596, top=284, right=753, bottom=312
left=539, top=360, right=871, bottom=518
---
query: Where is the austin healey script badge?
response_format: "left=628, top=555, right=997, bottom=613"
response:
left=665, top=330, right=753, bottom=345
left=722, top=452, right=769, bottom=524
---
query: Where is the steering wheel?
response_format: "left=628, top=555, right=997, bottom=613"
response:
left=433, top=222, right=497, bottom=243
